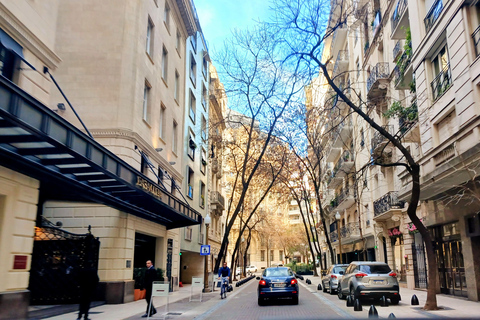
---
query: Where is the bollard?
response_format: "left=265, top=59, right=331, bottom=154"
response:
left=306, top=279, right=311, bottom=284
left=380, top=295, right=388, bottom=307
left=411, top=294, right=419, bottom=305
left=346, top=295, right=354, bottom=307
left=368, top=305, right=378, bottom=318
left=353, top=299, right=362, bottom=311
left=388, top=313, right=396, bottom=318
left=317, top=283, right=322, bottom=291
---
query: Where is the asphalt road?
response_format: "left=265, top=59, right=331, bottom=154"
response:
left=196, top=277, right=354, bottom=320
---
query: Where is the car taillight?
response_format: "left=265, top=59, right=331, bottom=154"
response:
left=259, top=280, right=266, bottom=286
left=290, top=279, right=297, bottom=285
left=389, top=272, right=397, bottom=277
left=355, top=273, right=368, bottom=278
left=331, top=275, right=337, bottom=279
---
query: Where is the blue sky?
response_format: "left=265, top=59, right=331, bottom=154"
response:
left=195, top=0, right=271, bottom=54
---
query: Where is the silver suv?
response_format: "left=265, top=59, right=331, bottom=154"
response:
left=321, top=264, right=348, bottom=294
left=337, top=261, right=400, bottom=304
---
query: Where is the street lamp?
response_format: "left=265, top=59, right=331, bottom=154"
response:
left=203, top=213, right=211, bottom=292
left=335, top=211, right=342, bottom=264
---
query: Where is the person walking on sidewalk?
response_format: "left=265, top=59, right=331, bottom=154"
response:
left=142, top=260, right=157, bottom=318
left=77, top=261, right=99, bottom=320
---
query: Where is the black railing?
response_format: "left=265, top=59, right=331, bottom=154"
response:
left=472, top=25, right=480, bottom=57
left=391, top=0, right=408, bottom=33
left=431, top=63, right=451, bottom=101
left=371, top=125, right=393, bottom=152
left=337, top=187, right=352, bottom=205
left=393, top=40, right=402, bottom=61
left=399, top=99, right=418, bottom=136
left=373, top=191, right=404, bottom=216
left=212, top=190, right=225, bottom=208
left=367, top=62, right=390, bottom=93
left=424, top=0, right=443, bottom=34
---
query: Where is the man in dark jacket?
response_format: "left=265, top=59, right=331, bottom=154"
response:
left=142, top=260, right=157, bottom=318
left=77, top=262, right=99, bottom=320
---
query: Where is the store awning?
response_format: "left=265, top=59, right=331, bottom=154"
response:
left=0, top=76, right=201, bottom=229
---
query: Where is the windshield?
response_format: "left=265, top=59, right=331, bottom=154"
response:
left=265, top=268, right=290, bottom=277
left=359, top=265, right=392, bottom=274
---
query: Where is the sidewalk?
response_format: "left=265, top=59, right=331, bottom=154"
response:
left=41, top=279, right=251, bottom=320
left=302, top=275, right=480, bottom=319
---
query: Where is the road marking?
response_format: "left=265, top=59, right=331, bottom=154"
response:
left=298, top=281, right=354, bottom=319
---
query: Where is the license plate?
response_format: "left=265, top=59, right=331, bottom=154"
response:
left=273, top=283, right=286, bottom=287
left=373, top=280, right=385, bottom=284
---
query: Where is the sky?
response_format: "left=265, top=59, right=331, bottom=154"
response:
left=194, top=0, right=272, bottom=56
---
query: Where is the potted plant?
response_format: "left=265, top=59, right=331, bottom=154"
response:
left=133, top=267, right=146, bottom=301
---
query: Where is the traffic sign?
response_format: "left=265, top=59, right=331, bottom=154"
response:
left=200, top=245, right=210, bottom=255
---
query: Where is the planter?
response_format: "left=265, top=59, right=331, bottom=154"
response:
left=134, top=289, right=146, bottom=301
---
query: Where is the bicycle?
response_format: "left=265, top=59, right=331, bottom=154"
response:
left=219, top=277, right=229, bottom=299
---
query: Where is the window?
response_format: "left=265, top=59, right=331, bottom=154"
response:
left=176, top=29, right=182, bottom=53
left=172, top=120, right=178, bottom=153
left=279, top=250, right=284, bottom=261
left=185, top=226, right=192, bottom=241
left=174, top=70, right=180, bottom=101
left=146, top=17, right=154, bottom=57
left=200, top=181, right=206, bottom=208
left=190, top=33, right=197, bottom=53
left=201, top=115, right=207, bottom=141
left=158, top=167, right=164, bottom=185
left=261, top=250, right=265, bottom=262
left=202, top=55, right=208, bottom=78
left=162, top=46, right=168, bottom=81
left=360, top=128, right=365, bottom=148
left=201, top=148, right=207, bottom=174
left=188, top=131, right=196, bottom=160
left=0, top=44, right=19, bottom=83
left=190, top=53, right=197, bottom=86
left=171, top=178, right=176, bottom=196
left=187, top=167, right=194, bottom=199
left=472, top=3, right=480, bottom=57
left=436, top=111, right=456, bottom=145
left=356, top=58, right=360, bottom=79
left=270, top=250, right=274, bottom=262
left=159, top=104, right=165, bottom=139
left=163, top=2, right=170, bottom=30
left=141, top=154, right=149, bottom=175
left=202, top=83, right=207, bottom=109
left=189, top=90, right=196, bottom=122
left=431, top=44, right=451, bottom=101
left=143, top=81, right=151, bottom=122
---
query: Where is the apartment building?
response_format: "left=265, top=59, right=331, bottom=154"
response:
left=0, top=0, right=204, bottom=317
left=316, top=0, right=480, bottom=301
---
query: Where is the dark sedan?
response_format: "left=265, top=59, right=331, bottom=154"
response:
left=257, top=267, right=299, bottom=305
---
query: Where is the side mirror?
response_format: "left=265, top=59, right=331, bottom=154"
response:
left=339, top=271, right=344, bottom=275
left=256, top=276, right=260, bottom=280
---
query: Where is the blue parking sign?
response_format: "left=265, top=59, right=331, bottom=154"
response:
left=200, top=245, right=210, bottom=255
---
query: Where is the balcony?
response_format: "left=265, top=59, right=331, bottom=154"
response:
left=335, top=187, right=356, bottom=211
left=473, top=25, right=480, bottom=57
left=393, top=40, right=403, bottom=62
left=373, top=191, right=404, bottom=221
left=424, top=0, right=443, bottom=34
left=394, top=45, right=412, bottom=90
left=399, top=99, right=420, bottom=143
left=367, top=62, right=390, bottom=101
left=331, top=118, right=353, bottom=148
left=330, top=25, right=348, bottom=62
left=431, top=63, right=452, bottom=101
left=325, top=138, right=342, bottom=162
left=354, top=0, right=369, bottom=19
left=391, top=0, right=409, bottom=39
left=371, top=125, right=394, bottom=157
left=335, top=150, right=355, bottom=178
left=326, top=167, right=343, bottom=189
left=211, top=190, right=225, bottom=211
left=333, top=50, right=349, bottom=76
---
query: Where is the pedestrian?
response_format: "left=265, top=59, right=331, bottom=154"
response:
left=77, top=261, right=99, bottom=320
left=142, top=260, right=157, bottom=318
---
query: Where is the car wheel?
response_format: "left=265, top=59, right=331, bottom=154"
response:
left=322, top=281, right=327, bottom=293
left=258, top=297, right=264, bottom=306
left=350, top=286, right=358, bottom=301
left=337, top=284, right=346, bottom=300
left=390, top=296, right=400, bottom=305
left=292, top=296, right=299, bottom=305
left=329, top=281, right=335, bottom=295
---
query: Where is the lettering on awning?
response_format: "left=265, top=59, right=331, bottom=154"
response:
left=136, top=176, right=162, bottom=200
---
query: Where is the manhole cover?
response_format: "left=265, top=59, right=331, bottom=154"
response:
left=167, top=312, right=182, bottom=315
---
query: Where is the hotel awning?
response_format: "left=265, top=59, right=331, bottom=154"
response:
left=0, top=76, right=201, bottom=229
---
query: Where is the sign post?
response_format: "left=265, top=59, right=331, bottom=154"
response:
left=190, top=277, right=204, bottom=302
left=148, top=281, right=169, bottom=320
left=200, top=245, right=210, bottom=256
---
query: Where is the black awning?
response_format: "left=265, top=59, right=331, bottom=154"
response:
left=0, top=28, right=36, bottom=70
left=0, top=76, right=201, bottom=229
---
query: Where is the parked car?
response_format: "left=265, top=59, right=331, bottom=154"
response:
left=235, top=267, right=243, bottom=276
left=321, top=264, right=348, bottom=294
left=337, top=261, right=400, bottom=304
left=246, top=265, right=258, bottom=273
left=257, top=267, right=299, bottom=305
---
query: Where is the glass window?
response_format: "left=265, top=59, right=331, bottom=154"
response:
left=146, top=18, right=154, bottom=57
left=359, top=264, right=392, bottom=274
left=174, top=70, right=180, bottom=101
left=190, top=53, right=197, bottom=86
left=265, top=268, right=289, bottom=277
left=162, top=46, right=168, bottom=81
left=159, top=104, right=165, bottom=139
left=143, top=81, right=151, bottom=122
left=172, top=120, right=178, bottom=153
left=164, top=2, right=170, bottom=29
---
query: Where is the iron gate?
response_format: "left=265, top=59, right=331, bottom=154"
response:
left=412, top=243, right=428, bottom=289
left=29, top=224, right=100, bottom=304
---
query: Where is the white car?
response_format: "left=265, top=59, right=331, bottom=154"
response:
left=246, top=265, right=258, bottom=273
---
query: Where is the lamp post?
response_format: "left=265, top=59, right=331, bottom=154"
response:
left=335, top=211, right=343, bottom=264
left=203, top=213, right=211, bottom=293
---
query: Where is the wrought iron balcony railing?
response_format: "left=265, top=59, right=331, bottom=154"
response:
left=431, top=63, right=452, bottom=101
left=371, top=125, right=393, bottom=152
left=373, top=191, right=404, bottom=216
left=391, top=0, right=408, bottom=33
left=399, top=99, right=418, bottom=136
left=424, top=0, right=443, bottom=34
left=393, top=40, right=402, bottom=61
left=472, top=25, right=480, bottom=57
left=367, top=62, right=390, bottom=93
left=212, top=190, right=225, bottom=209
left=337, top=187, right=353, bottom=205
